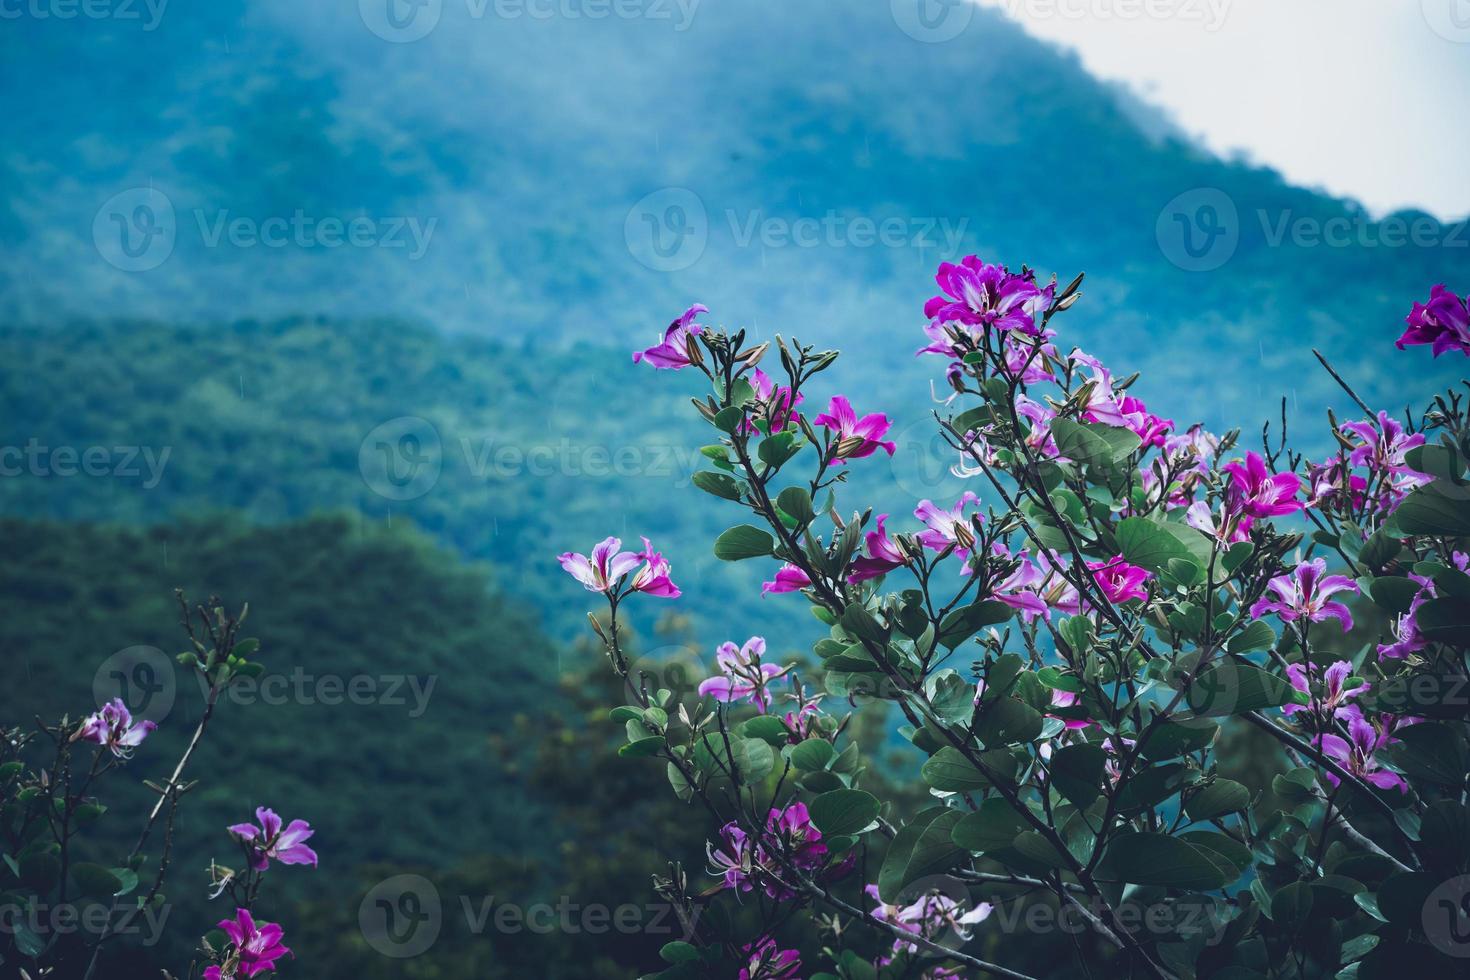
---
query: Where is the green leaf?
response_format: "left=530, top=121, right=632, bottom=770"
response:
left=713, top=525, right=774, bottom=561
left=921, top=746, right=988, bottom=792
left=758, top=431, right=805, bottom=468
left=1117, top=517, right=1196, bottom=574
left=713, top=406, right=745, bottom=433
left=776, top=486, right=816, bottom=524
left=1185, top=779, right=1251, bottom=821
left=1051, top=419, right=1142, bottom=466
left=1270, top=881, right=1314, bottom=929
left=808, top=789, right=881, bottom=836
left=741, top=715, right=790, bottom=745
left=70, top=862, right=124, bottom=898
left=692, top=471, right=744, bottom=501
left=1415, top=597, right=1470, bottom=647
left=1183, top=660, right=1297, bottom=718
left=1048, top=743, right=1107, bottom=808
left=1227, top=620, right=1277, bottom=655
left=878, top=808, right=946, bottom=902
left=900, top=810, right=965, bottom=892
left=975, top=698, right=1044, bottom=748
left=1103, top=832, right=1230, bottom=889
left=660, top=941, right=701, bottom=964
left=952, top=798, right=1030, bottom=853
left=937, top=600, right=1012, bottom=650
left=789, top=738, right=835, bottom=771
left=1381, top=722, right=1468, bottom=786
left=1393, top=483, right=1470, bottom=536
left=619, top=736, right=664, bottom=758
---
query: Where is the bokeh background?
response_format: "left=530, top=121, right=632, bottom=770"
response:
left=0, top=0, right=1465, bottom=975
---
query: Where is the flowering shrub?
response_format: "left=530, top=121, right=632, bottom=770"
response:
left=568, top=274, right=1470, bottom=978
left=0, top=593, right=315, bottom=978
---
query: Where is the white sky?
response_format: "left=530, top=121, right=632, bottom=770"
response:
left=975, top=0, right=1470, bottom=220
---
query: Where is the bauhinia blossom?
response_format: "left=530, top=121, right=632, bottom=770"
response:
left=559, top=536, right=680, bottom=598
left=76, top=698, right=156, bottom=758
left=203, top=908, right=291, bottom=980
left=708, top=804, right=829, bottom=900
left=924, top=256, right=1053, bottom=337
left=866, top=883, right=993, bottom=959
left=813, top=395, right=896, bottom=461
left=1221, top=452, right=1302, bottom=519
left=1249, top=558, right=1360, bottom=632
left=1337, top=411, right=1431, bottom=510
left=1397, top=284, right=1469, bottom=357
left=914, top=492, right=981, bottom=554
left=762, top=563, right=812, bottom=596
left=849, top=514, right=907, bottom=583
left=738, top=939, right=802, bottom=980
left=1283, top=660, right=1367, bottom=722
left=747, top=367, right=803, bottom=433
left=697, top=637, right=789, bottom=711
left=1086, top=555, right=1152, bottom=604
left=1378, top=574, right=1436, bottom=659
left=227, top=807, right=319, bottom=871
left=1316, top=713, right=1405, bottom=792
left=632, top=304, right=708, bottom=369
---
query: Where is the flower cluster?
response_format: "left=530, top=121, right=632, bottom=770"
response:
left=559, top=535, right=680, bottom=598
left=707, top=803, right=832, bottom=899
left=1397, top=284, right=1468, bottom=357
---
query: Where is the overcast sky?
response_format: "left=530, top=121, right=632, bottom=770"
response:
left=976, top=0, right=1470, bottom=220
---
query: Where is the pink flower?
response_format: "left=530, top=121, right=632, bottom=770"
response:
left=76, top=698, right=156, bottom=758
left=697, top=637, right=788, bottom=711
left=227, top=807, right=318, bottom=872
left=914, top=492, right=981, bottom=554
left=1337, top=412, right=1431, bottom=511
left=559, top=536, right=679, bottom=598
left=1117, top=396, right=1174, bottom=449
left=1249, top=559, right=1360, bottom=632
left=746, top=368, right=804, bottom=433
left=707, top=823, right=756, bottom=892
left=1087, top=555, right=1152, bottom=604
left=1221, top=452, right=1302, bottom=519
left=738, top=938, right=802, bottom=980
left=203, top=908, right=291, bottom=979
left=924, top=256, right=1052, bottom=337
left=1283, top=660, right=1367, bottom=721
left=762, top=563, right=812, bottom=596
left=1316, top=713, right=1405, bottom=792
left=632, top=304, right=708, bottom=369
left=1397, top=285, right=1469, bottom=357
left=1185, top=499, right=1254, bottom=545
left=813, top=395, right=896, bottom=461
left=1379, top=575, right=1436, bottom=659
left=989, top=547, right=1076, bottom=622
left=849, top=514, right=907, bottom=583
left=866, top=883, right=992, bottom=958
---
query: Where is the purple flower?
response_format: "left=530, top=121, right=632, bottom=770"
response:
left=1283, top=660, right=1367, bottom=721
left=1222, top=452, right=1302, bottom=519
left=697, top=637, right=788, bottom=712
left=1185, top=499, right=1254, bottom=545
left=1317, top=713, right=1404, bottom=792
left=914, top=492, right=981, bottom=554
left=228, top=807, right=318, bottom=872
left=747, top=368, right=804, bottom=434
left=866, top=883, right=992, bottom=958
left=559, top=536, right=680, bottom=598
left=632, top=304, right=708, bottom=369
left=849, top=514, right=907, bottom=583
left=76, top=699, right=156, bottom=758
left=203, top=908, right=291, bottom=979
left=738, top=938, right=802, bottom=980
left=924, top=256, right=1052, bottom=337
left=1249, top=559, right=1360, bottom=632
left=1379, top=574, right=1436, bottom=659
left=1398, top=285, right=1469, bottom=357
left=1087, top=555, right=1152, bottom=604
left=813, top=395, right=896, bottom=461
left=762, top=563, right=812, bottom=596
left=707, top=822, right=756, bottom=892
left=1337, top=412, right=1432, bottom=511
left=990, top=548, right=1078, bottom=622
left=1117, top=396, right=1174, bottom=449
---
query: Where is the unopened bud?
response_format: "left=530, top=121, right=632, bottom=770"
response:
left=953, top=522, right=976, bottom=551
left=1055, top=291, right=1082, bottom=312
left=1059, top=272, right=1084, bottom=300
left=683, top=334, right=706, bottom=368
left=738, top=342, right=770, bottom=368
left=588, top=613, right=609, bottom=644
left=835, top=436, right=867, bottom=458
